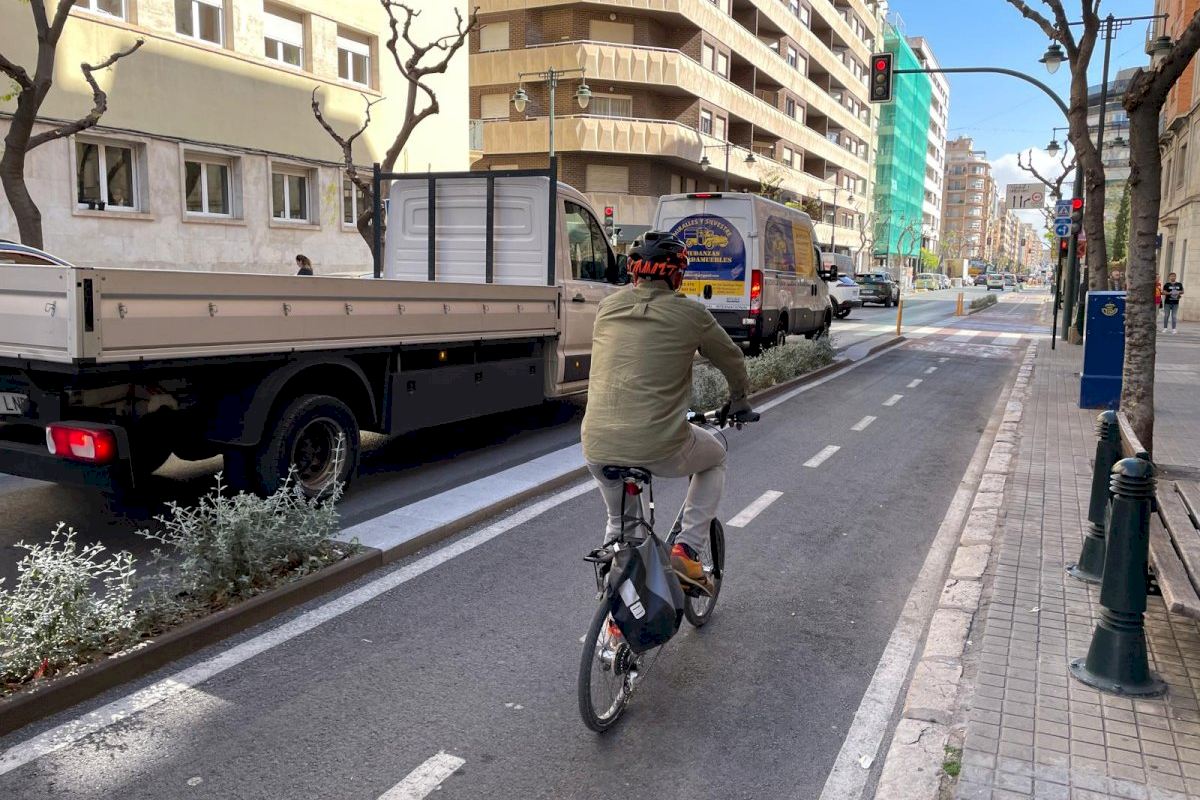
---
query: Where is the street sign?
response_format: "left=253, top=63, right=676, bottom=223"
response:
left=1055, top=222, right=1072, bottom=238
left=1006, top=183, right=1046, bottom=209
left=1055, top=199, right=1072, bottom=218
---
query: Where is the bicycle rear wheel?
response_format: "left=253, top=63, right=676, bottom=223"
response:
left=578, top=600, right=633, bottom=732
left=683, top=519, right=725, bottom=627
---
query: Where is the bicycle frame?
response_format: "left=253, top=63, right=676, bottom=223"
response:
left=588, top=473, right=688, bottom=595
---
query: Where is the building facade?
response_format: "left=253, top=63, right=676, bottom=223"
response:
left=468, top=0, right=882, bottom=264
left=1155, top=0, right=1199, bottom=321
left=0, top=0, right=470, bottom=274
left=941, top=136, right=997, bottom=266
left=907, top=35, right=948, bottom=260
left=1087, top=66, right=1137, bottom=230
left=872, top=18, right=931, bottom=277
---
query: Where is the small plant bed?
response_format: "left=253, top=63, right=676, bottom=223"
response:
left=0, top=474, right=357, bottom=699
left=970, top=293, right=999, bottom=312
left=692, top=337, right=836, bottom=411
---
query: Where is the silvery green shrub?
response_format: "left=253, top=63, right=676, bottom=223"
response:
left=0, top=525, right=136, bottom=684
left=971, top=293, right=999, bottom=311
left=691, top=337, right=835, bottom=411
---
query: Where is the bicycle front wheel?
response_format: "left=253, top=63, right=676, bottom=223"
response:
left=577, top=600, right=635, bottom=732
left=684, top=519, right=725, bottom=627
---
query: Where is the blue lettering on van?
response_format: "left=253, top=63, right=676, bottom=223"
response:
left=667, top=215, right=746, bottom=282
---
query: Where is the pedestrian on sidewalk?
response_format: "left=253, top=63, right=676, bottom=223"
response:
left=1163, top=272, right=1184, bottom=333
left=295, top=254, right=314, bottom=276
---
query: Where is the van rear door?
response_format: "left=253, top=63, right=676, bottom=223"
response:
left=652, top=195, right=751, bottom=316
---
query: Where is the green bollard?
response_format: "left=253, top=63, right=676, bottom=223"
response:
left=1069, top=456, right=1166, bottom=697
left=1067, top=411, right=1121, bottom=583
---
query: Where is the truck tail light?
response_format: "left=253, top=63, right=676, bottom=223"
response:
left=46, top=424, right=117, bottom=464
left=750, top=269, right=763, bottom=315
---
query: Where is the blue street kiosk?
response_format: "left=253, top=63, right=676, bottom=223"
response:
left=1080, top=291, right=1126, bottom=409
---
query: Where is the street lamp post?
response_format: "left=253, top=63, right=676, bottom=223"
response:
left=698, top=141, right=756, bottom=192
left=819, top=186, right=853, bottom=255
left=511, top=67, right=591, bottom=163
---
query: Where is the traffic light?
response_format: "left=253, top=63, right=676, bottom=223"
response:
left=604, top=205, right=615, bottom=238
left=869, top=53, right=893, bottom=103
left=1059, top=237, right=1069, bottom=257
left=1070, top=197, right=1083, bottom=235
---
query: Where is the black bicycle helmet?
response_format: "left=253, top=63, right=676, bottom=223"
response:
left=627, top=231, right=689, bottom=281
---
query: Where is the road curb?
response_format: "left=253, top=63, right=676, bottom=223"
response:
left=0, top=546, right=384, bottom=738
left=0, top=337, right=909, bottom=738
left=874, top=339, right=1039, bottom=797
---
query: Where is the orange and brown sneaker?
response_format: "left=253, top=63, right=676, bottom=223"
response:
left=671, top=542, right=713, bottom=595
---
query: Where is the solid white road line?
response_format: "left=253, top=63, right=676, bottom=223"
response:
left=378, top=752, right=466, bottom=800
left=850, top=415, right=876, bottom=432
left=803, top=445, right=840, bottom=468
left=818, top=347, right=1023, bottom=800
left=0, top=482, right=594, bottom=777
left=925, top=366, right=937, bottom=374
left=756, top=346, right=897, bottom=414
left=906, top=379, right=923, bottom=389
left=728, top=490, right=784, bottom=528
left=882, top=394, right=903, bottom=407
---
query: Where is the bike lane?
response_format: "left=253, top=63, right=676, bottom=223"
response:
left=0, top=307, right=1037, bottom=800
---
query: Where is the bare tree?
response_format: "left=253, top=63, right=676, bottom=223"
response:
left=1004, top=0, right=1108, bottom=292
left=1016, top=147, right=1078, bottom=201
left=312, top=2, right=478, bottom=256
left=1118, top=8, right=1200, bottom=453
left=856, top=210, right=883, bottom=271
left=0, top=2, right=144, bottom=249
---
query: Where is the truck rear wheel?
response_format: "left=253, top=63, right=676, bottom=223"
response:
left=226, top=394, right=361, bottom=498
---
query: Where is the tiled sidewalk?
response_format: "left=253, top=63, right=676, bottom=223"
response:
left=955, top=321, right=1200, bottom=800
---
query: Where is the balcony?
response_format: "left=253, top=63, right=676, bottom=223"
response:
left=472, top=41, right=868, bottom=171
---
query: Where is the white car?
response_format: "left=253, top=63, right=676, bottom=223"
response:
left=827, top=275, right=862, bottom=319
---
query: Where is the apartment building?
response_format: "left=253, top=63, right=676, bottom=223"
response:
left=907, top=35, right=949, bottom=258
left=0, top=0, right=470, bottom=273
left=1087, top=66, right=1137, bottom=227
left=468, top=0, right=881, bottom=259
left=941, top=136, right=997, bottom=264
left=1155, top=0, right=1199, bottom=321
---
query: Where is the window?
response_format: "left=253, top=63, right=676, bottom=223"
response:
left=564, top=201, right=610, bottom=281
left=480, top=93, right=509, bottom=120
left=670, top=174, right=683, bottom=194
left=782, top=146, right=794, bottom=167
left=589, top=20, right=634, bottom=44
left=589, top=93, right=632, bottom=118
left=586, top=164, right=629, bottom=193
left=343, top=178, right=365, bottom=226
left=76, top=140, right=138, bottom=211
left=700, top=109, right=713, bottom=135
left=184, top=155, right=232, bottom=216
left=969, top=221, right=982, bottom=230
left=702, top=43, right=715, bottom=72
left=337, top=30, right=371, bottom=86
left=787, top=46, right=798, bottom=69
left=785, top=97, right=796, bottom=119
left=271, top=166, right=312, bottom=222
left=714, top=115, right=726, bottom=141
left=685, top=177, right=697, bottom=193
left=175, top=0, right=223, bottom=46
left=1177, top=143, right=1188, bottom=188
left=716, top=51, right=729, bottom=78
left=264, top=5, right=305, bottom=68
left=74, top=0, right=125, bottom=18
left=479, top=22, right=509, bottom=52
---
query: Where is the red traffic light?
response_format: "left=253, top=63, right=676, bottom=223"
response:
left=1071, top=197, right=1083, bottom=210
left=604, top=206, right=614, bottom=217
left=875, top=58, right=888, bottom=71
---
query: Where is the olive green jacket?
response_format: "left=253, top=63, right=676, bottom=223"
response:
left=581, top=283, right=751, bottom=466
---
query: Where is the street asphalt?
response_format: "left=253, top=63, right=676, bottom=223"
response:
left=0, top=290, right=1046, bottom=800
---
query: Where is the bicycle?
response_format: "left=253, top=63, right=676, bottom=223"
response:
left=577, top=406, right=759, bottom=732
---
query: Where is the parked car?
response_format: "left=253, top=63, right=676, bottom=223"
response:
left=1003, top=273, right=1017, bottom=290
left=1016, top=274, right=1028, bottom=284
left=986, top=273, right=1005, bottom=291
left=973, top=274, right=988, bottom=286
left=0, top=240, right=73, bottom=267
left=653, top=192, right=835, bottom=350
left=854, top=272, right=900, bottom=306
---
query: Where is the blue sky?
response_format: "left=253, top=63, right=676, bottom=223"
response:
left=889, top=0, right=1155, bottom=200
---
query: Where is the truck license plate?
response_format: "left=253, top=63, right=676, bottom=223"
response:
left=0, top=392, right=29, bottom=415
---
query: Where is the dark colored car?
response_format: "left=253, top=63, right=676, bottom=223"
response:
left=973, top=274, right=988, bottom=286
left=853, top=273, right=899, bottom=307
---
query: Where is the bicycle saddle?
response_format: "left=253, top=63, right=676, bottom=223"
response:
left=601, top=465, right=652, bottom=483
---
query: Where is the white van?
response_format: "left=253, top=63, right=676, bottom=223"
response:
left=651, top=192, right=834, bottom=350
left=821, top=252, right=858, bottom=318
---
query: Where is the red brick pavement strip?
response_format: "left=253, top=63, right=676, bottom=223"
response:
left=951, top=318, right=1200, bottom=799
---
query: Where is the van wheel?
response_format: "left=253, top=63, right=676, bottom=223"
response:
left=225, top=394, right=360, bottom=499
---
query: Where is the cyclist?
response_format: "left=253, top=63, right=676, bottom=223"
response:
left=581, top=231, right=753, bottom=592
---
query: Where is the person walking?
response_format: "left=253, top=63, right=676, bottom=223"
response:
left=295, top=254, right=314, bottom=276
left=1163, top=272, right=1184, bottom=334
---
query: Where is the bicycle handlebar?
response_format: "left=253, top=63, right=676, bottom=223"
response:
left=687, top=407, right=760, bottom=430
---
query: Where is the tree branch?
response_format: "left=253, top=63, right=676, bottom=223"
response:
left=26, top=38, right=144, bottom=151
left=311, top=87, right=384, bottom=194
left=1004, top=0, right=1074, bottom=53
left=0, top=52, right=33, bottom=90
left=1016, top=147, right=1077, bottom=199
left=1126, top=9, right=1200, bottom=111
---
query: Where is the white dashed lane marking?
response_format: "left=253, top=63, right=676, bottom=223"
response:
left=804, top=446, right=841, bottom=468
left=883, top=394, right=904, bottom=407
left=378, top=752, right=465, bottom=800
left=907, top=379, right=923, bottom=389
left=851, top=415, right=876, bottom=431
left=728, top=490, right=785, bottom=527
left=925, top=366, right=938, bottom=374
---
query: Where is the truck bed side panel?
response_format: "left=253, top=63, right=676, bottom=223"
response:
left=0, top=267, right=76, bottom=363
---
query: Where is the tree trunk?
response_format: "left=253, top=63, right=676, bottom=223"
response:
left=1081, top=143, right=1110, bottom=291
left=1, top=91, right=46, bottom=249
left=1119, top=104, right=1160, bottom=454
